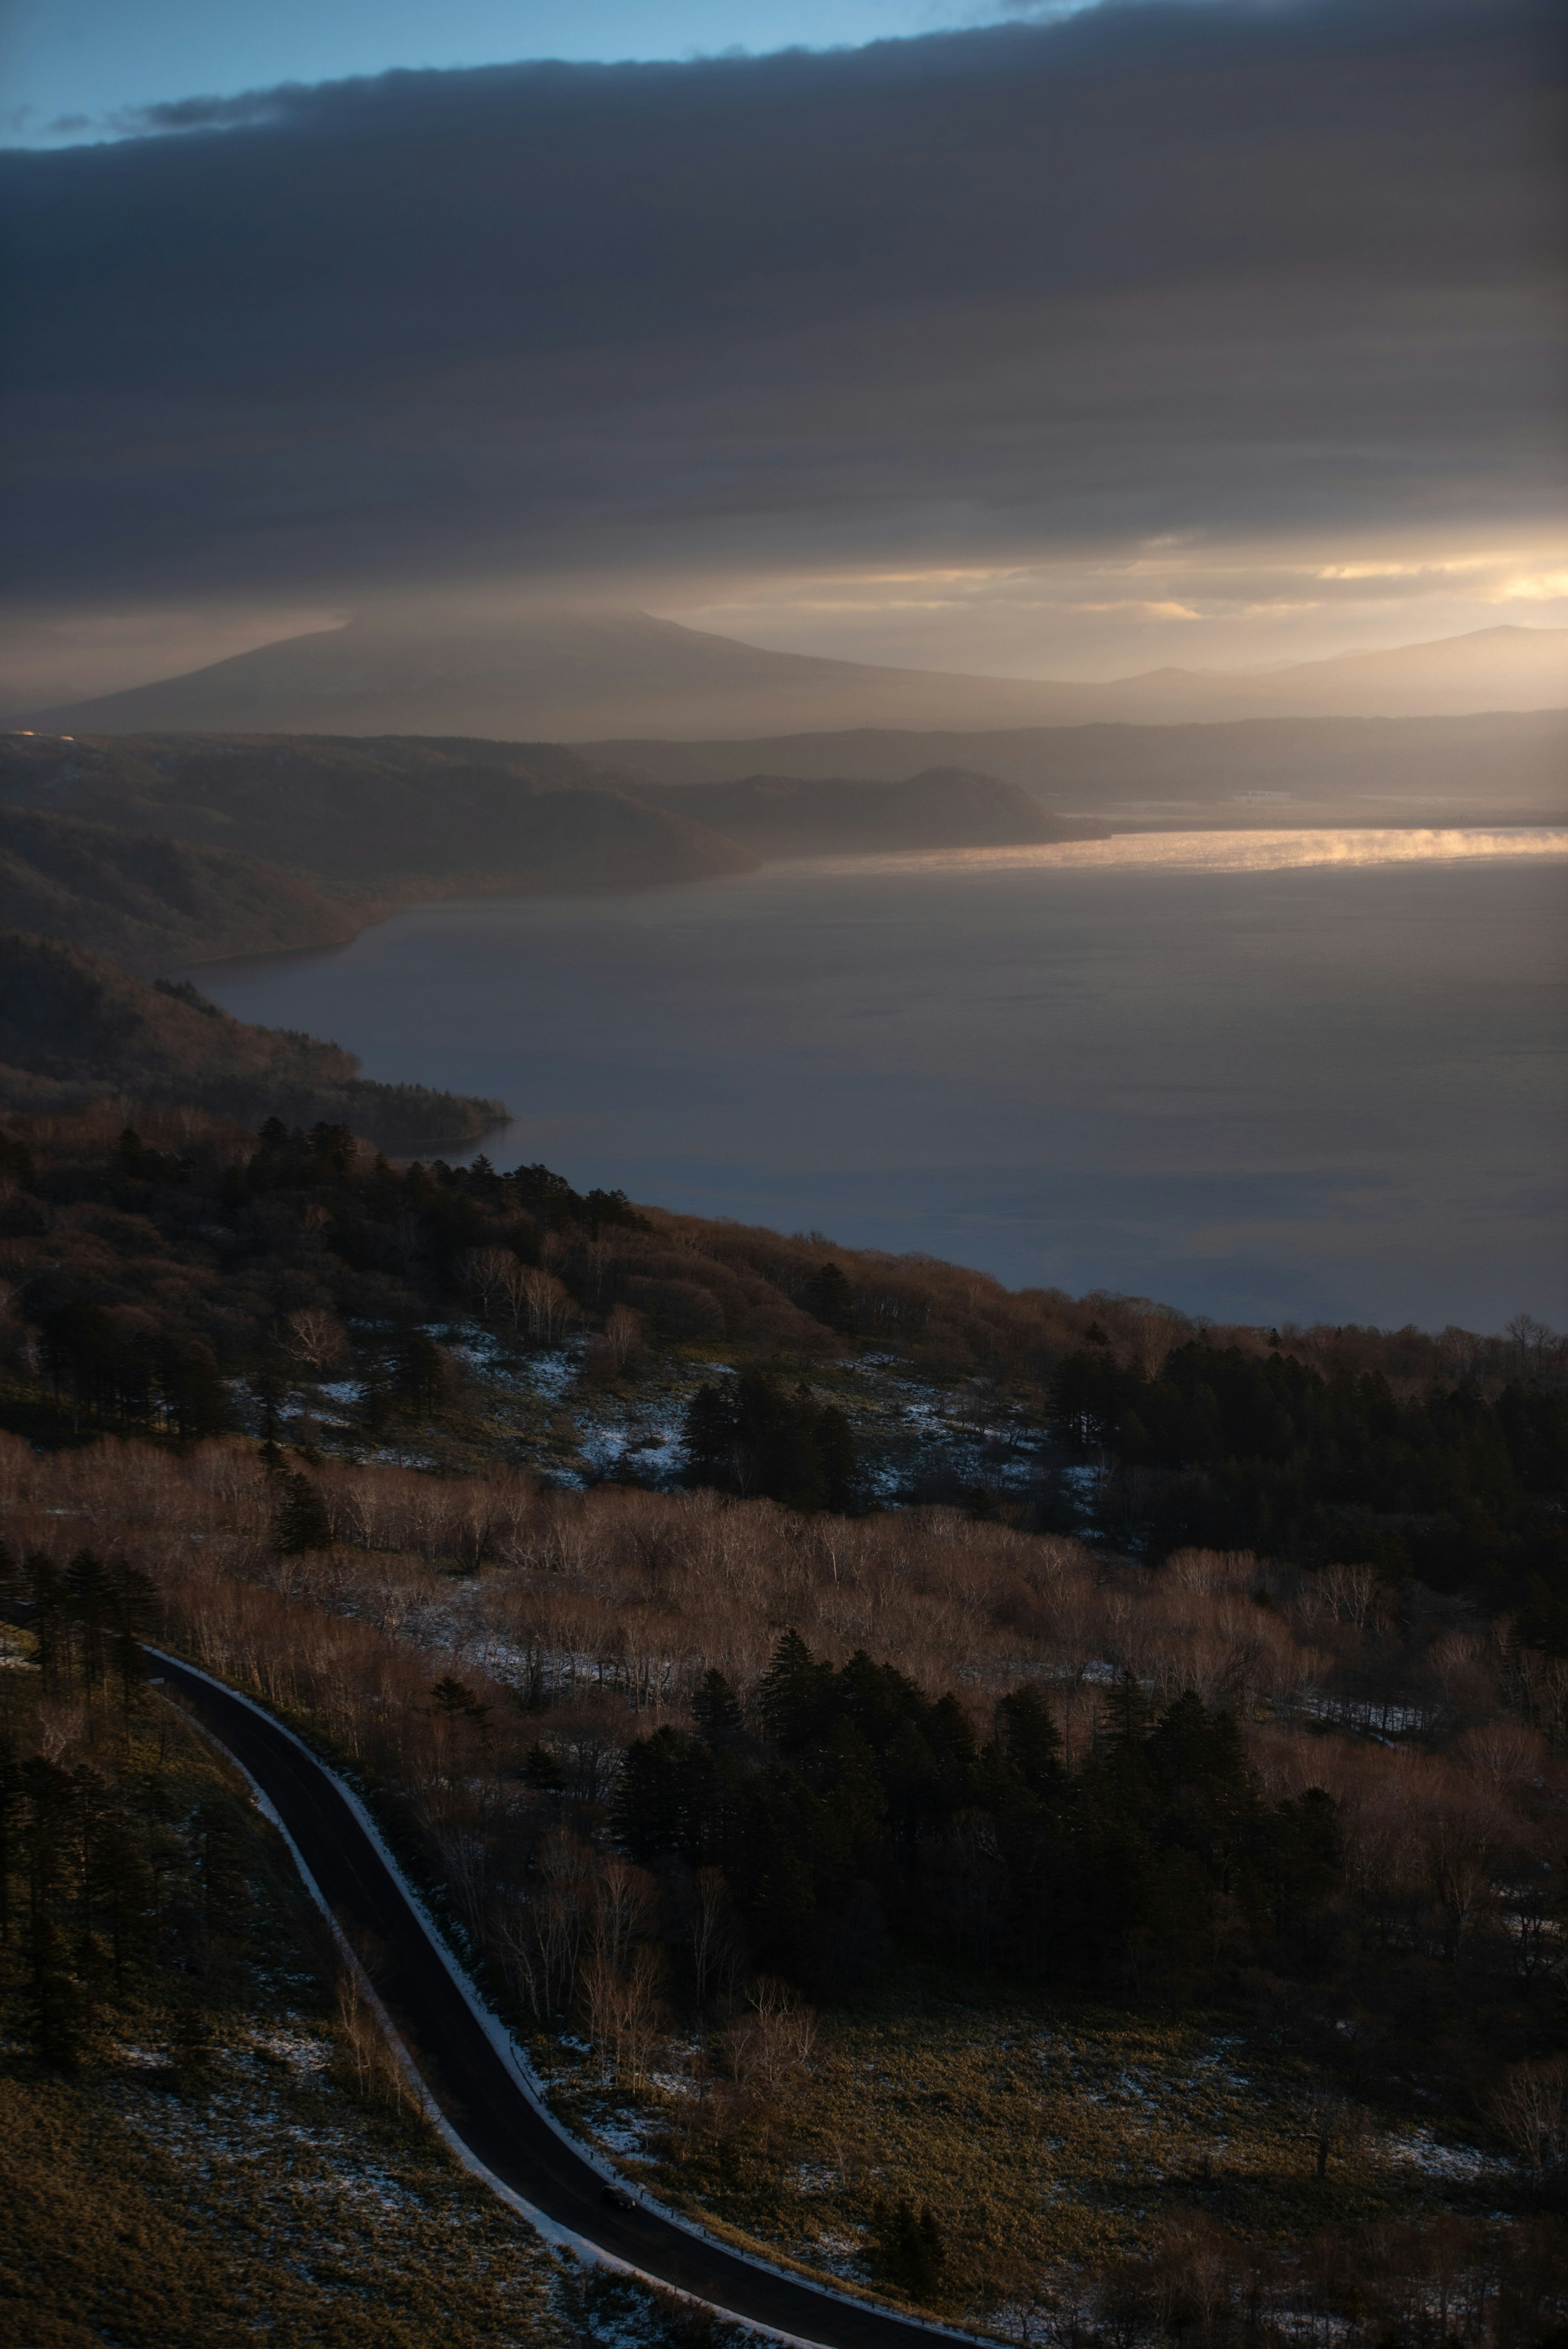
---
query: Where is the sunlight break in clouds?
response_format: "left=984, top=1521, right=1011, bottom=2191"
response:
left=801, top=830, right=1568, bottom=881
left=2, top=0, right=1560, bottom=694
left=675, top=530, right=1568, bottom=679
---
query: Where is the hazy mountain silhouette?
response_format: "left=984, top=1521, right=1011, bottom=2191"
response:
left=593, top=709, right=1568, bottom=827
left=26, top=611, right=1566, bottom=741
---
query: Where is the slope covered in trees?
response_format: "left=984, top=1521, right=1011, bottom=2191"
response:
left=0, top=731, right=1114, bottom=989
left=0, top=937, right=503, bottom=1151
left=0, top=729, right=755, bottom=898
left=0, top=1099, right=1561, bottom=1634
left=592, top=707, right=1568, bottom=825
left=0, top=806, right=363, bottom=975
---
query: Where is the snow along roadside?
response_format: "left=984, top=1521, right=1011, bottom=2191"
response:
left=149, top=1646, right=984, bottom=2349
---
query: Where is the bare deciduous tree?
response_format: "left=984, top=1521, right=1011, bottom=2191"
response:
left=283, top=1306, right=349, bottom=1376
left=460, top=1247, right=517, bottom=1324
left=722, top=1977, right=817, bottom=2093
left=1299, top=2083, right=1371, bottom=2181
left=520, top=1267, right=576, bottom=1344
left=1490, top=2056, right=1568, bottom=2180
left=604, top=1304, right=644, bottom=1370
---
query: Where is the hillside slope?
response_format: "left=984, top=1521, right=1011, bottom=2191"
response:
left=626, top=766, right=1108, bottom=854
left=0, top=932, right=503, bottom=1150
left=0, top=729, right=757, bottom=892
left=0, top=807, right=364, bottom=976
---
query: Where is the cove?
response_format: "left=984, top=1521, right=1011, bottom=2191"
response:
left=191, top=834, right=1568, bottom=1331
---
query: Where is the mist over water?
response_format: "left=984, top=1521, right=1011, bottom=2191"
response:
left=195, top=832, right=1568, bottom=1331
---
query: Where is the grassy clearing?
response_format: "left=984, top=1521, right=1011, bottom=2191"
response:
left=0, top=2039, right=566, bottom=2349
left=540, top=1967, right=1518, bottom=2322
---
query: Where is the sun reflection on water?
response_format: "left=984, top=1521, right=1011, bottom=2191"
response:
left=796, top=827, right=1568, bottom=879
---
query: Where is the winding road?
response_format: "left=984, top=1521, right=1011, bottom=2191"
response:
left=152, top=1649, right=977, bottom=2349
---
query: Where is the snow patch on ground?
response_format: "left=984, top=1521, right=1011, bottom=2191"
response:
left=1384, top=2128, right=1515, bottom=2182
left=593, top=2109, right=655, bottom=2156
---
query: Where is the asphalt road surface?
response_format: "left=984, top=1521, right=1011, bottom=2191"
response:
left=154, top=1649, right=974, bottom=2349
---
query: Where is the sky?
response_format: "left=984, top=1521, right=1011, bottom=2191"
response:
left=1, top=0, right=1564, bottom=704
left=6, top=3, right=1008, bottom=141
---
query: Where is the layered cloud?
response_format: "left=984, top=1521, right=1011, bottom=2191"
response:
left=1, top=0, right=1562, bottom=686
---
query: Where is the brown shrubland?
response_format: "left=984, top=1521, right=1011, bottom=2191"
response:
left=3, top=1424, right=1565, bottom=2340
left=1, top=1430, right=1561, bottom=2015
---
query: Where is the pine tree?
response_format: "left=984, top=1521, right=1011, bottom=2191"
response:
left=110, top=1560, right=155, bottom=1725
left=28, top=1553, right=69, bottom=1699
left=874, top=2195, right=947, bottom=2300
left=271, top=1472, right=332, bottom=1555
left=681, top=1382, right=735, bottom=1488
left=996, top=1684, right=1066, bottom=1798
left=1100, top=1669, right=1150, bottom=1751
left=757, top=1629, right=833, bottom=1752
left=692, top=1667, right=744, bottom=1747
left=815, top=1403, right=860, bottom=1514
left=23, top=1756, right=88, bottom=2066
left=807, top=1261, right=855, bottom=1333
left=0, top=1738, right=18, bottom=1949
left=396, top=1330, right=446, bottom=1416
left=196, top=1795, right=249, bottom=1964
left=66, top=1549, right=112, bottom=1696
left=429, top=1674, right=487, bottom=1724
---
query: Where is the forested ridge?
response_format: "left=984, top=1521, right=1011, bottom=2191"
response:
left=0, top=1098, right=1561, bottom=1636
left=0, top=935, right=504, bottom=1152
left=1054, top=1339, right=1568, bottom=1639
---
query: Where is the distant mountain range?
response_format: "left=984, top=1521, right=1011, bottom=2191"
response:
left=24, top=611, right=1567, bottom=741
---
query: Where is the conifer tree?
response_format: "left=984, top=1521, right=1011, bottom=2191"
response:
left=874, top=2196, right=947, bottom=2300
left=692, top=1667, right=744, bottom=1747
left=271, top=1472, right=332, bottom=1555
left=996, top=1684, right=1066, bottom=1799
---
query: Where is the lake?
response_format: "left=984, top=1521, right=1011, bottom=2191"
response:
left=193, top=829, right=1568, bottom=1331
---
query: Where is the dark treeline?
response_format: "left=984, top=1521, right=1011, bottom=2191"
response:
left=0, top=1104, right=1563, bottom=1658
left=616, top=1635, right=1341, bottom=2012
left=0, top=1544, right=252, bottom=2072
left=0, top=1111, right=645, bottom=1446
left=682, top=1373, right=860, bottom=1513
left=0, top=929, right=504, bottom=1150
left=1056, top=1340, right=1568, bottom=1636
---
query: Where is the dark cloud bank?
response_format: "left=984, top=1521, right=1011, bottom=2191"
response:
left=2, top=0, right=1563, bottom=609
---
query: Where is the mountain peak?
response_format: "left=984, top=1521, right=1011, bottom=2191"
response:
left=27, top=613, right=1566, bottom=742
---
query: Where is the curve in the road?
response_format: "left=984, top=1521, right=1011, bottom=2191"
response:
left=150, top=1647, right=987, bottom=2349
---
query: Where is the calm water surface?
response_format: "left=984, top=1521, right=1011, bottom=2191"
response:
left=194, top=833, right=1568, bottom=1329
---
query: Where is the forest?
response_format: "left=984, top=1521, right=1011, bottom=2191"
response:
left=0, top=1096, right=1564, bottom=2342
left=0, top=1431, right=1564, bottom=2336
left=1054, top=1340, right=1568, bottom=1635
left=0, top=933, right=503, bottom=1149
left=0, top=1098, right=1562, bottom=1636
left=615, top=1640, right=1347, bottom=2003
